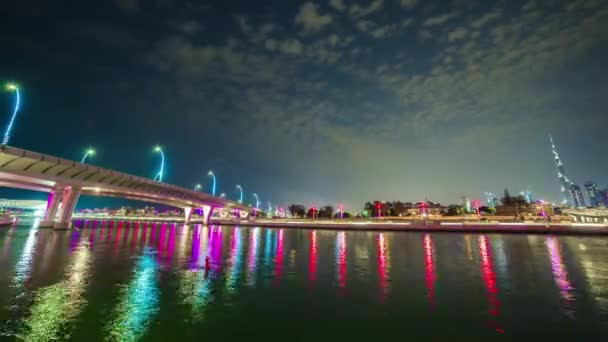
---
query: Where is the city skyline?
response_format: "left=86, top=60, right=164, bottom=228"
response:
left=1, top=0, right=607, bottom=211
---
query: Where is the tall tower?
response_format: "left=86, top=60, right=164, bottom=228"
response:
left=549, top=134, right=573, bottom=205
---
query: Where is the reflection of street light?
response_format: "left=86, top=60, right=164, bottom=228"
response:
left=81, top=147, right=95, bottom=163
left=194, top=184, right=202, bottom=191
left=2, top=83, right=21, bottom=145
left=207, top=171, right=216, bottom=196
left=235, top=185, right=244, bottom=203
left=153, top=146, right=165, bottom=182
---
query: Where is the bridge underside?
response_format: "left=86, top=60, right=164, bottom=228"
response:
left=0, top=176, right=250, bottom=229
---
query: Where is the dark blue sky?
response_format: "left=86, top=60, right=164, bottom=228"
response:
left=1, top=0, right=607, bottom=210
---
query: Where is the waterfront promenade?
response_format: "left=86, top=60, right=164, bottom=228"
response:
left=66, top=214, right=608, bottom=236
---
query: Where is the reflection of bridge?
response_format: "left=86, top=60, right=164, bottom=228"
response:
left=0, top=146, right=256, bottom=229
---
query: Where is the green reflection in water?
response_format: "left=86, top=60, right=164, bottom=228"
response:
left=106, top=247, right=159, bottom=341
left=22, top=244, right=91, bottom=341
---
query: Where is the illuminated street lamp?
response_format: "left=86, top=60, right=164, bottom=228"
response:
left=153, top=146, right=165, bottom=182
left=81, top=147, right=95, bottom=163
left=253, top=193, right=260, bottom=209
left=220, top=193, right=226, bottom=198
left=267, top=201, right=272, bottom=213
left=207, top=171, right=216, bottom=196
left=2, top=83, right=21, bottom=145
left=338, top=204, right=345, bottom=219
left=194, top=184, right=202, bottom=191
left=235, top=185, right=244, bottom=203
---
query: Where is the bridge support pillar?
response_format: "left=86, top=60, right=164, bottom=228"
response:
left=184, top=207, right=193, bottom=225
left=53, top=186, right=81, bottom=230
left=201, top=205, right=214, bottom=225
left=40, top=186, right=64, bottom=228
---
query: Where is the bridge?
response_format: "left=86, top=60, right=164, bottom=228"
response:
left=562, top=208, right=608, bottom=224
left=0, top=198, right=47, bottom=210
left=0, top=145, right=256, bottom=229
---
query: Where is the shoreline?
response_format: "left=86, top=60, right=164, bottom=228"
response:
left=63, top=215, right=608, bottom=236
left=215, top=219, right=608, bottom=236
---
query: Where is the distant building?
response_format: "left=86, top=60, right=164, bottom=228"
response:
left=584, top=182, right=601, bottom=207
left=485, top=192, right=497, bottom=209
left=568, top=184, right=586, bottom=207
left=520, top=191, right=533, bottom=204
left=600, top=188, right=608, bottom=207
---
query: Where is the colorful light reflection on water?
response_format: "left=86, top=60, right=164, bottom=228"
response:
left=1, top=221, right=608, bottom=339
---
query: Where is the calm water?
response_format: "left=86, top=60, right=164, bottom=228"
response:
left=1, top=220, right=608, bottom=340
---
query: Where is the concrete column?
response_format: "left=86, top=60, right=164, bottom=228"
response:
left=53, top=186, right=82, bottom=230
left=40, top=186, right=65, bottom=228
left=184, top=207, right=193, bottom=225
left=201, top=205, right=214, bottom=225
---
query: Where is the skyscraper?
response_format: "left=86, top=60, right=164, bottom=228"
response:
left=568, top=184, right=586, bottom=207
left=584, top=182, right=601, bottom=207
left=549, top=135, right=574, bottom=205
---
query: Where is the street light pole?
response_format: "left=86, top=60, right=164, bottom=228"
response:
left=236, top=185, right=244, bottom=204
left=208, top=171, right=216, bottom=196
left=2, top=83, right=21, bottom=145
left=154, top=146, right=165, bottom=182
left=81, top=147, right=95, bottom=163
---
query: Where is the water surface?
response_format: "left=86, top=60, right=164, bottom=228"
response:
left=1, top=219, right=607, bottom=340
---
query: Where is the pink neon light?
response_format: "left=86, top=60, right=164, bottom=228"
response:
left=309, top=231, right=317, bottom=285
left=273, top=229, right=284, bottom=286
left=478, top=236, right=504, bottom=334
left=424, top=234, right=435, bottom=308
left=377, top=233, right=388, bottom=301
left=545, top=237, right=575, bottom=316
left=337, top=232, right=347, bottom=293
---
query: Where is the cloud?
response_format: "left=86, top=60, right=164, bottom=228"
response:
left=170, top=20, right=202, bottom=35
left=356, top=20, right=374, bottom=32
left=470, top=9, right=502, bottom=28
left=423, top=12, right=458, bottom=26
left=114, top=0, right=138, bottom=13
left=371, top=24, right=398, bottom=38
left=330, top=0, right=346, bottom=11
left=418, top=29, right=432, bottom=40
left=401, top=0, right=418, bottom=10
left=295, top=2, right=333, bottom=32
left=264, top=39, right=277, bottom=51
left=279, top=39, right=304, bottom=55
left=447, top=27, right=467, bottom=42
left=349, top=0, right=384, bottom=18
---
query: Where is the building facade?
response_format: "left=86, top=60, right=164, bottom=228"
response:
left=584, top=181, right=601, bottom=207
left=549, top=135, right=573, bottom=205
left=569, top=184, right=586, bottom=208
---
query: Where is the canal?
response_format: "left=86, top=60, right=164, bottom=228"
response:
left=1, top=219, right=607, bottom=340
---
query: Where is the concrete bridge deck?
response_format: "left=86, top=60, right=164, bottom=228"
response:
left=0, top=145, right=256, bottom=228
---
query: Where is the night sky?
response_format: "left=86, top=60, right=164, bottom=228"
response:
left=1, top=0, right=607, bottom=211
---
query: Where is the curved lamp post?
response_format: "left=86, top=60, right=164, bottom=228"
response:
left=153, top=146, right=165, bottom=182
left=236, top=185, right=244, bottom=204
left=2, top=83, right=21, bottom=145
left=194, top=184, right=202, bottom=191
left=81, top=147, right=95, bottom=163
left=207, top=171, right=216, bottom=196
left=253, top=193, right=260, bottom=209
left=267, top=201, right=272, bottom=213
